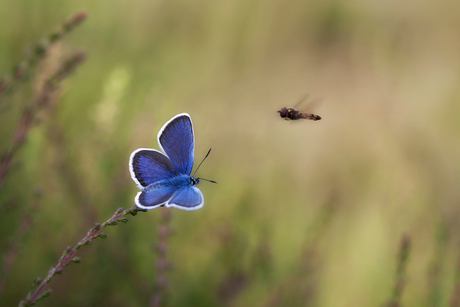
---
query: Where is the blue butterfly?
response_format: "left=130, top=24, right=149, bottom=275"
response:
left=129, top=113, right=213, bottom=210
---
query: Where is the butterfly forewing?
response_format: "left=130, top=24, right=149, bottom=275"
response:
left=129, top=149, right=178, bottom=188
left=158, top=113, right=194, bottom=175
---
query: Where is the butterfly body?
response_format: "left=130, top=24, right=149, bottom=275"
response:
left=278, top=107, right=322, bottom=121
left=129, top=113, right=206, bottom=210
left=143, top=175, right=199, bottom=192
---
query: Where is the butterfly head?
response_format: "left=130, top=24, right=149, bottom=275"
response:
left=190, top=177, right=200, bottom=185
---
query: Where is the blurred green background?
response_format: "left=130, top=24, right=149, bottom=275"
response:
left=1, top=0, right=460, bottom=306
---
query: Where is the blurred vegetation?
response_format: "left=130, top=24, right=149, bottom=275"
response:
left=1, top=0, right=460, bottom=306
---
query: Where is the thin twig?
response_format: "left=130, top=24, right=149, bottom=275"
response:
left=18, top=205, right=147, bottom=307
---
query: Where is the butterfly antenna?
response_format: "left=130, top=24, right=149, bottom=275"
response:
left=192, top=148, right=217, bottom=184
left=200, top=177, right=218, bottom=184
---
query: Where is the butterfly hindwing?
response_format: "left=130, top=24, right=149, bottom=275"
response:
left=168, top=186, right=204, bottom=210
left=135, top=185, right=176, bottom=209
left=129, top=148, right=178, bottom=188
left=158, top=113, right=194, bottom=175
left=136, top=181, right=203, bottom=210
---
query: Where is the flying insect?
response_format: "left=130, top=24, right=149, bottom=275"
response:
left=278, top=95, right=322, bottom=121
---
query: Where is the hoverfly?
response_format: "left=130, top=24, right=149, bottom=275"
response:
left=278, top=95, right=322, bottom=121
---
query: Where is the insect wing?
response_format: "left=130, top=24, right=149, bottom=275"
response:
left=129, top=148, right=178, bottom=188
left=299, top=97, right=323, bottom=113
left=168, top=186, right=204, bottom=210
left=293, top=94, right=309, bottom=109
left=135, top=184, right=177, bottom=209
left=158, top=113, right=194, bottom=175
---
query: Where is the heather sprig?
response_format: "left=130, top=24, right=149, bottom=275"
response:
left=0, top=49, right=86, bottom=187
left=0, top=10, right=87, bottom=98
left=18, top=205, right=147, bottom=307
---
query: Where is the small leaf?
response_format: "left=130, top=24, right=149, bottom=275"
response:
left=61, top=246, right=72, bottom=257
left=31, top=277, right=42, bottom=291
left=98, top=233, right=108, bottom=239
left=36, top=289, right=53, bottom=302
left=34, top=41, right=47, bottom=56
left=81, top=240, right=92, bottom=246
left=49, top=31, right=63, bottom=42
left=92, top=233, right=108, bottom=240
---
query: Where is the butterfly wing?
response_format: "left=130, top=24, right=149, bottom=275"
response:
left=129, top=148, right=178, bottom=188
left=158, top=113, right=194, bottom=175
left=135, top=185, right=177, bottom=209
left=167, top=185, right=204, bottom=210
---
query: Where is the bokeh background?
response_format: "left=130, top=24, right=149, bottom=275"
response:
left=1, top=0, right=460, bottom=306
